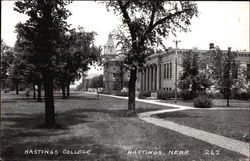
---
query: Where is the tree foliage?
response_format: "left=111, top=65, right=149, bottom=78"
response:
left=1, top=40, right=15, bottom=89
left=55, top=27, right=102, bottom=98
left=89, top=75, right=104, bottom=89
left=179, top=50, right=211, bottom=97
left=208, top=47, right=240, bottom=106
left=105, top=0, right=198, bottom=112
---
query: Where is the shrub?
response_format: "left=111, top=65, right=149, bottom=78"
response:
left=100, top=90, right=111, bottom=95
left=138, top=91, right=151, bottom=99
left=179, top=90, right=196, bottom=100
left=194, top=95, right=213, bottom=108
left=207, top=92, right=223, bottom=99
left=116, top=91, right=128, bottom=97
left=3, top=88, right=10, bottom=93
left=232, top=91, right=250, bottom=100
left=157, top=90, right=175, bottom=100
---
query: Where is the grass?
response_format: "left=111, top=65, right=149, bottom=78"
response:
left=155, top=109, right=250, bottom=142
left=1, top=91, right=248, bottom=161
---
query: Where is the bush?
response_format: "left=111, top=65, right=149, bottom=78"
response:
left=232, top=91, right=250, bottom=100
left=207, top=92, right=223, bottom=99
left=157, top=90, right=175, bottom=100
left=116, top=91, right=128, bottom=97
left=100, top=90, right=111, bottom=95
left=138, top=91, right=151, bottom=99
left=194, top=95, right=213, bottom=108
left=3, top=88, right=10, bottom=93
left=179, top=90, right=196, bottom=100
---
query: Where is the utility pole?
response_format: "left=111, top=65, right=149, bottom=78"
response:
left=173, top=40, right=181, bottom=103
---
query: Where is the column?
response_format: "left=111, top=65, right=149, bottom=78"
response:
left=145, top=67, right=148, bottom=91
left=144, top=68, right=146, bottom=90
left=140, top=71, right=143, bottom=91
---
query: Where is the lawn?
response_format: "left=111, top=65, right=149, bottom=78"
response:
left=155, top=109, right=250, bottom=143
left=1, top=91, right=248, bottom=161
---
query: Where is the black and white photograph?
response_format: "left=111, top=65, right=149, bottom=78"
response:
left=1, top=1, right=249, bottom=161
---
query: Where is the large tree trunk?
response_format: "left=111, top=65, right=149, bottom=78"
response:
left=15, top=83, right=19, bottom=95
left=33, top=83, right=36, bottom=99
left=61, top=84, right=66, bottom=99
left=43, top=71, right=56, bottom=127
left=126, top=68, right=137, bottom=117
left=66, top=81, right=70, bottom=98
left=37, top=81, right=42, bottom=102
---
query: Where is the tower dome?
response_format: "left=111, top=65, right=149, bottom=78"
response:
left=103, top=33, right=116, bottom=56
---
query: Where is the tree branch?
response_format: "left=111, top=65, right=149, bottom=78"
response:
left=144, top=8, right=193, bottom=36
left=117, top=0, right=135, bottom=40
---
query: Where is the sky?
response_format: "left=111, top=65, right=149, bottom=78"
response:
left=1, top=1, right=250, bottom=80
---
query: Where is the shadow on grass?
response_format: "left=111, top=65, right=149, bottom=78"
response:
left=1, top=108, right=133, bottom=161
left=2, top=95, right=99, bottom=103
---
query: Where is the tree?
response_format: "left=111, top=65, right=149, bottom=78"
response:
left=208, top=47, right=240, bottom=107
left=55, top=27, right=101, bottom=99
left=14, top=0, right=71, bottom=127
left=14, top=23, right=43, bottom=101
left=178, top=50, right=211, bottom=98
left=90, top=75, right=104, bottom=89
left=1, top=40, right=15, bottom=89
left=105, top=1, right=198, bottom=115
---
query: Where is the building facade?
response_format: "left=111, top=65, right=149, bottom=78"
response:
left=103, top=34, right=250, bottom=92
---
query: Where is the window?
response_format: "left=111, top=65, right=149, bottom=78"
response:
left=169, top=87, right=172, bottom=91
left=167, top=63, right=169, bottom=79
left=106, top=63, right=109, bottom=69
left=165, top=62, right=172, bottom=79
left=164, top=64, right=166, bottom=79
left=170, top=62, right=172, bottom=78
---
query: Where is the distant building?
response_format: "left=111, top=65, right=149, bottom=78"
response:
left=102, top=34, right=250, bottom=92
left=102, top=33, right=129, bottom=91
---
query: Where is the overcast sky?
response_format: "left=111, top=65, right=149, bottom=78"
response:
left=1, top=1, right=249, bottom=79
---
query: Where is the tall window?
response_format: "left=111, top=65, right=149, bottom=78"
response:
left=165, top=62, right=172, bottom=79
left=170, top=62, right=172, bottom=78
left=164, top=64, right=166, bottom=79
left=167, top=63, right=169, bottom=79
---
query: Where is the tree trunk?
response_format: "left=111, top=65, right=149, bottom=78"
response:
left=120, top=62, right=124, bottom=90
left=226, top=97, right=229, bottom=107
left=33, top=83, right=36, bottom=99
left=126, top=68, right=137, bottom=117
left=66, top=82, right=70, bottom=98
left=37, top=81, right=42, bottom=102
left=62, top=85, right=66, bottom=99
left=16, top=83, right=19, bottom=95
left=43, top=71, right=56, bottom=127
